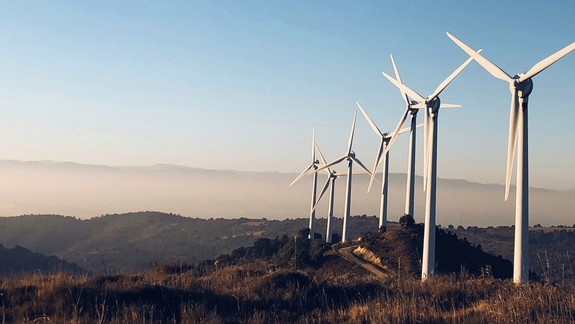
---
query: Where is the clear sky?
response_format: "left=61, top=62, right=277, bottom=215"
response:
left=0, top=1, right=574, bottom=189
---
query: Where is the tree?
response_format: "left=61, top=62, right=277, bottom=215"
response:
left=399, top=214, right=415, bottom=228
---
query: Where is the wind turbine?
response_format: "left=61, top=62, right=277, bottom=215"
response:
left=357, top=102, right=420, bottom=229
left=311, top=142, right=342, bottom=243
left=385, top=54, right=424, bottom=219
left=315, top=108, right=372, bottom=242
left=289, top=129, right=320, bottom=239
left=381, top=54, right=476, bottom=280
left=447, top=32, right=575, bottom=283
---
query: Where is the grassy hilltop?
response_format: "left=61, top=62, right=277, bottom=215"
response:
left=1, top=221, right=574, bottom=322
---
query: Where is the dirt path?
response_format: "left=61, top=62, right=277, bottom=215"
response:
left=336, top=245, right=388, bottom=280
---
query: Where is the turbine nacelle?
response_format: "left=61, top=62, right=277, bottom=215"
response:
left=510, top=78, right=534, bottom=99
left=427, top=97, right=441, bottom=114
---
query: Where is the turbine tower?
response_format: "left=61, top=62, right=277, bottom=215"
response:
left=389, top=54, right=420, bottom=219
left=312, top=142, right=341, bottom=243
left=381, top=54, right=476, bottom=280
left=447, top=32, right=575, bottom=283
left=357, top=102, right=418, bottom=229
left=315, top=108, right=372, bottom=242
left=289, top=129, right=320, bottom=239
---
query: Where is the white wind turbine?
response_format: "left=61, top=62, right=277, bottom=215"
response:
left=382, top=54, right=424, bottom=219
left=289, top=129, right=321, bottom=239
left=357, top=102, right=420, bottom=229
left=447, top=32, right=575, bottom=283
left=315, top=108, right=373, bottom=242
left=381, top=54, right=476, bottom=280
left=311, top=142, right=343, bottom=243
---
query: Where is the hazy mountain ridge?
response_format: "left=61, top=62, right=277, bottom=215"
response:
left=0, top=159, right=572, bottom=225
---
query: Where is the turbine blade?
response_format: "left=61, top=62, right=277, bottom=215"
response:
left=382, top=72, right=426, bottom=102
left=505, top=91, right=519, bottom=201
left=312, top=177, right=332, bottom=212
left=368, top=140, right=385, bottom=193
left=314, top=142, right=332, bottom=175
left=398, top=126, right=412, bottom=135
left=439, top=103, right=462, bottom=108
left=289, top=163, right=314, bottom=187
left=428, top=49, right=482, bottom=101
left=347, top=108, right=358, bottom=155
left=446, top=32, right=513, bottom=83
left=412, top=103, right=426, bottom=109
left=393, top=121, right=422, bottom=136
left=357, top=102, right=383, bottom=136
left=390, top=54, right=410, bottom=105
left=312, top=128, right=316, bottom=162
left=315, top=156, right=347, bottom=173
left=383, top=108, right=410, bottom=156
left=352, top=156, right=376, bottom=181
left=519, top=41, right=575, bottom=82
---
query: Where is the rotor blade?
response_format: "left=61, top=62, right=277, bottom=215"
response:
left=411, top=103, right=426, bottom=109
left=351, top=156, right=373, bottom=177
left=289, top=163, right=314, bottom=187
left=368, top=140, right=385, bottom=193
left=315, top=156, right=347, bottom=173
left=347, top=108, right=358, bottom=155
left=428, top=49, right=482, bottom=101
left=382, top=72, right=426, bottom=102
left=446, top=32, right=513, bottom=83
left=440, top=103, right=461, bottom=108
left=398, top=126, right=412, bottom=135
left=505, top=91, right=519, bottom=201
left=382, top=108, right=410, bottom=156
left=357, top=102, right=383, bottom=136
left=395, top=122, right=424, bottom=135
left=519, top=41, right=575, bottom=82
left=314, top=142, right=332, bottom=175
left=312, top=177, right=332, bottom=212
left=390, top=54, right=410, bottom=105
left=312, top=128, right=316, bottom=162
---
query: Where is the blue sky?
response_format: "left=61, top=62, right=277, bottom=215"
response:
left=0, top=1, right=574, bottom=189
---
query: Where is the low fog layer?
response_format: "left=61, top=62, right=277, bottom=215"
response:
left=0, top=160, right=572, bottom=226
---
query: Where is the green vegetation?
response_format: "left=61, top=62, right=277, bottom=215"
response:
left=452, top=225, right=575, bottom=283
left=0, top=212, right=379, bottom=273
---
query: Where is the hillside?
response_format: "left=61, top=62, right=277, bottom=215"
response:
left=0, top=212, right=573, bottom=280
left=0, top=244, right=82, bottom=275
left=0, top=212, right=381, bottom=272
left=452, top=225, right=575, bottom=283
left=1, top=226, right=572, bottom=323
left=355, top=224, right=512, bottom=279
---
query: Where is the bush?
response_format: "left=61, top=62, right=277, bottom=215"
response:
left=399, top=214, right=415, bottom=228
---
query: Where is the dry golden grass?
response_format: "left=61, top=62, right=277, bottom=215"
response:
left=0, top=265, right=573, bottom=323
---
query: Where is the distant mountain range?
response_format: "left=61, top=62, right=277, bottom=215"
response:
left=0, top=159, right=572, bottom=226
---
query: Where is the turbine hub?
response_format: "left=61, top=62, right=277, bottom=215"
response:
left=429, top=97, right=441, bottom=114
left=349, top=151, right=356, bottom=158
